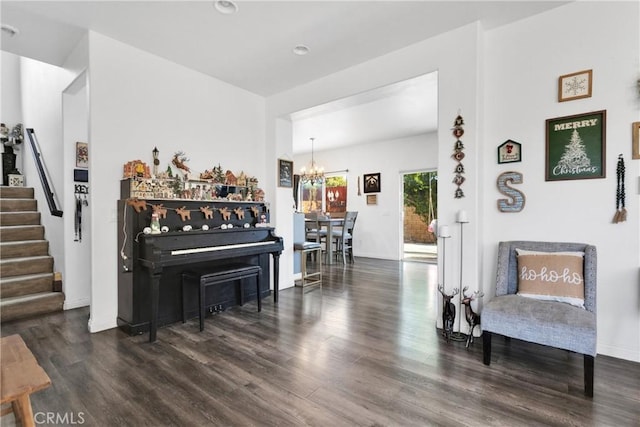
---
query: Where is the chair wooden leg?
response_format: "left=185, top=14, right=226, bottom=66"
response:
left=584, top=354, right=594, bottom=397
left=342, top=239, right=346, bottom=264
left=12, top=394, right=36, bottom=427
left=348, top=239, right=354, bottom=263
left=301, top=250, right=307, bottom=282
left=482, top=331, right=492, bottom=365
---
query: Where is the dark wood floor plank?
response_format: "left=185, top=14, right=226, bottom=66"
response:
left=1, top=258, right=639, bottom=426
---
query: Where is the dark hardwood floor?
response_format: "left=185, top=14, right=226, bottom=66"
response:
left=2, top=258, right=639, bottom=426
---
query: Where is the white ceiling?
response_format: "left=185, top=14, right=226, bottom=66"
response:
left=291, top=71, right=439, bottom=153
left=1, top=1, right=569, bottom=153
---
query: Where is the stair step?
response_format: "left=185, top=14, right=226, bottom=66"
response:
left=1, top=240, right=49, bottom=259
left=0, top=188, right=61, bottom=323
left=0, top=273, right=53, bottom=298
left=0, top=255, right=53, bottom=277
left=0, top=211, right=41, bottom=226
left=0, top=292, right=64, bottom=322
left=0, top=198, right=37, bottom=212
left=0, top=225, right=45, bottom=242
left=0, top=187, right=34, bottom=199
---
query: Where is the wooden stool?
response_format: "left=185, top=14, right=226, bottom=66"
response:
left=1, top=335, right=51, bottom=427
left=182, top=264, right=262, bottom=331
left=294, top=242, right=322, bottom=288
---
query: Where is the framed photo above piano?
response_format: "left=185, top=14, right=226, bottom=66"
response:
left=278, top=159, right=293, bottom=188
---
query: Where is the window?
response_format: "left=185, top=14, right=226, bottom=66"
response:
left=298, top=173, right=348, bottom=213
left=325, top=175, right=347, bottom=214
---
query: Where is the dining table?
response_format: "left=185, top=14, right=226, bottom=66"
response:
left=305, top=217, right=344, bottom=265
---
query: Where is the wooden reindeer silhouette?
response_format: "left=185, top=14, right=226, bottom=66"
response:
left=219, top=207, right=232, bottom=221
left=175, top=206, right=191, bottom=222
left=127, top=198, right=147, bottom=213
left=461, top=286, right=484, bottom=348
left=151, top=204, right=168, bottom=219
left=233, top=207, right=245, bottom=220
left=250, top=206, right=260, bottom=218
left=438, top=285, right=459, bottom=343
left=200, top=206, right=214, bottom=220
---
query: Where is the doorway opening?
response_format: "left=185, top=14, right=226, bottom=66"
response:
left=402, top=170, right=437, bottom=262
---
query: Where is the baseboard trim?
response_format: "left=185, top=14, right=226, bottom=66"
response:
left=88, top=318, right=118, bottom=333
left=64, top=298, right=89, bottom=310
left=598, top=344, right=640, bottom=363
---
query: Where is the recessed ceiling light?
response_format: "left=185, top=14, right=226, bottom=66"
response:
left=292, top=45, right=310, bottom=56
left=214, top=0, right=238, bottom=15
left=1, top=24, right=20, bottom=37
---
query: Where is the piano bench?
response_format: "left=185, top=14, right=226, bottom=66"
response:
left=294, top=242, right=322, bottom=288
left=181, top=264, right=262, bottom=332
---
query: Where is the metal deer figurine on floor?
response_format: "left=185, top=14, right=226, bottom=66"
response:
left=439, top=285, right=459, bottom=343
left=461, top=286, right=484, bottom=348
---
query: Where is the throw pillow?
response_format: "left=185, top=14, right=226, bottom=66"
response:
left=515, top=248, right=585, bottom=308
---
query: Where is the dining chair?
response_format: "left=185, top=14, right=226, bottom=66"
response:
left=304, top=212, right=326, bottom=244
left=331, top=211, right=358, bottom=264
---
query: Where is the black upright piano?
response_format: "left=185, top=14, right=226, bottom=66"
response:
left=117, top=183, right=283, bottom=341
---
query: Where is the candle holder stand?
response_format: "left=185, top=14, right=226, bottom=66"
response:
left=449, top=217, right=469, bottom=342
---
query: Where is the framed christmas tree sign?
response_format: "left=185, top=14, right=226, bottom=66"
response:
left=545, top=110, right=606, bottom=181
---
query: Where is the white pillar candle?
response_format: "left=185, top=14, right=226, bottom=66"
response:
left=457, top=210, right=469, bottom=223
left=438, top=225, right=451, bottom=238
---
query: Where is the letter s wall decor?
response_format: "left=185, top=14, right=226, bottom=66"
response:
left=497, top=171, right=525, bottom=212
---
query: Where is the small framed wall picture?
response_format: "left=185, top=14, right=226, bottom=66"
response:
left=76, top=142, right=88, bottom=168
left=278, top=159, right=293, bottom=188
left=363, top=172, right=381, bottom=193
left=366, top=194, right=377, bottom=205
left=74, top=169, right=89, bottom=183
left=632, top=122, right=640, bottom=160
left=558, top=69, right=592, bottom=102
left=497, top=139, right=521, bottom=164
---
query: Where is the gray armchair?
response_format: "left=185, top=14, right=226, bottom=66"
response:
left=482, top=241, right=597, bottom=397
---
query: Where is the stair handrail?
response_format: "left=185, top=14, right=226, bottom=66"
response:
left=25, top=128, right=63, bottom=217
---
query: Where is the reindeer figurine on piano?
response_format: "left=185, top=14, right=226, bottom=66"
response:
left=461, top=286, right=484, bottom=348
left=438, top=285, right=459, bottom=343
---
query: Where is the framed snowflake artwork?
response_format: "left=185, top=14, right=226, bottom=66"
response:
left=545, top=110, right=606, bottom=181
left=558, top=69, right=592, bottom=102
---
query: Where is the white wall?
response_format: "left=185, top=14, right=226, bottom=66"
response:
left=60, top=36, right=91, bottom=310
left=269, top=2, right=640, bottom=362
left=482, top=1, right=640, bottom=362
left=62, top=71, right=91, bottom=309
left=4, top=44, right=92, bottom=311
left=294, top=133, right=438, bottom=260
left=18, top=56, right=76, bottom=279
left=86, top=31, right=266, bottom=332
left=273, top=117, right=296, bottom=288
left=268, top=23, right=483, bottom=319
left=1, top=52, right=24, bottom=175
left=7, top=0, right=637, bottom=362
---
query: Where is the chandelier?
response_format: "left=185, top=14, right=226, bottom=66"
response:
left=300, top=137, right=325, bottom=185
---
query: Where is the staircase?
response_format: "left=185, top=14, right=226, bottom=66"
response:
left=0, top=186, right=64, bottom=322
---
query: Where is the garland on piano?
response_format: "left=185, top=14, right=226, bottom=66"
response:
left=126, top=198, right=263, bottom=222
